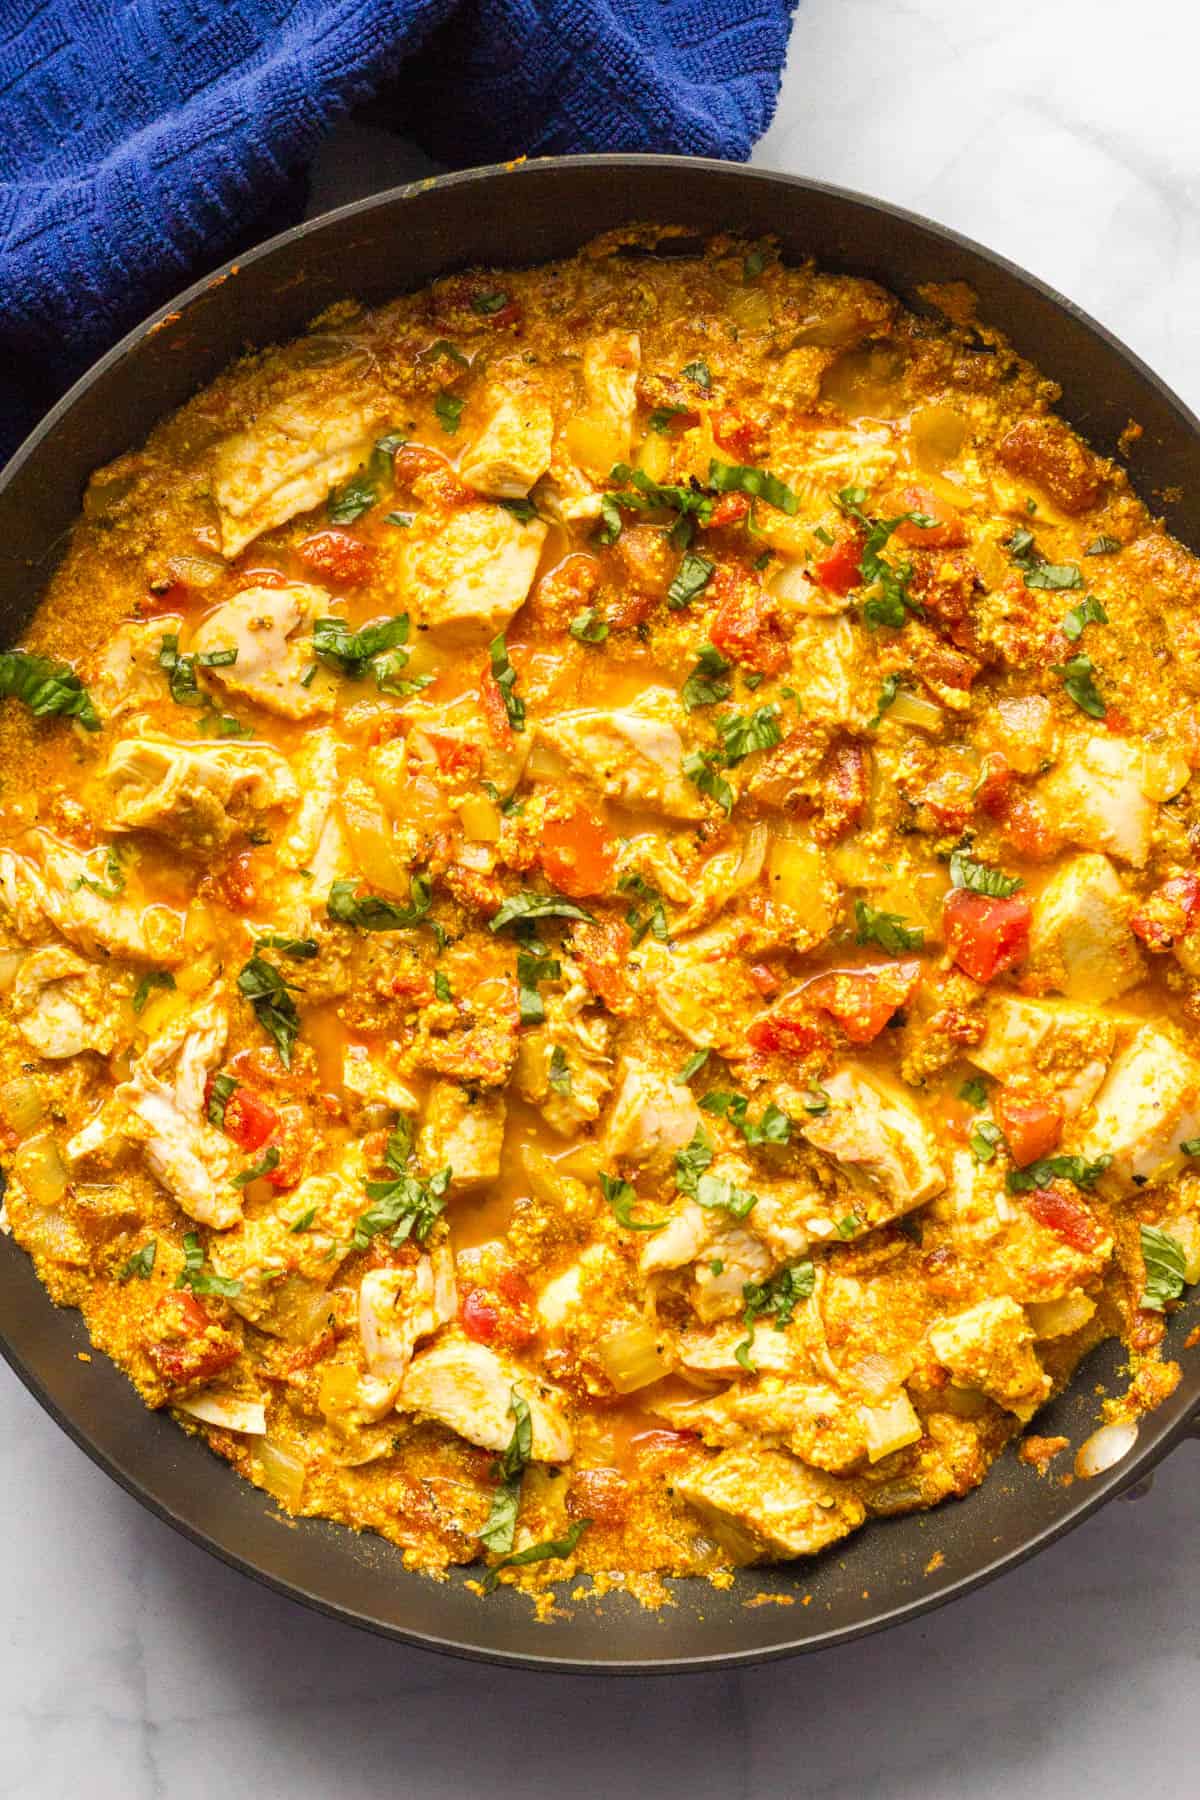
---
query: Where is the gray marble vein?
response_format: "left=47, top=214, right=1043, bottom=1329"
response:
left=5, top=2, right=1199, bottom=1791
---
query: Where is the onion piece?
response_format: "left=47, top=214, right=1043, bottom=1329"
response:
left=0, top=949, right=25, bottom=993
left=769, top=558, right=848, bottom=617
left=176, top=1393, right=267, bottom=1435
left=256, top=1438, right=306, bottom=1507
left=1075, top=1418, right=1139, bottom=1479
left=597, top=1322, right=670, bottom=1395
left=1, top=1074, right=45, bottom=1136
left=16, top=1134, right=68, bottom=1206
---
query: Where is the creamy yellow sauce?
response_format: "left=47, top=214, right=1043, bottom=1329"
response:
left=1, top=230, right=1197, bottom=1597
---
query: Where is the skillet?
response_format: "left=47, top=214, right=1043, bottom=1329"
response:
left=2, top=154, right=1199, bottom=1672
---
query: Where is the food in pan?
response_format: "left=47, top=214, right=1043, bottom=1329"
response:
left=1, top=230, right=1196, bottom=1601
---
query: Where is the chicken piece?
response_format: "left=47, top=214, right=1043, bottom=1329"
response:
left=190, top=584, right=335, bottom=721
left=721, top=1380, right=874, bottom=1475
left=210, top=1152, right=370, bottom=1329
left=967, top=994, right=1116, bottom=1116
left=995, top=415, right=1104, bottom=515
left=458, top=387, right=554, bottom=498
left=398, top=504, right=547, bottom=638
left=1080, top=1024, right=1200, bottom=1186
left=212, top=393, right=382, bottom=557
left=103, top=734, right=299, bottom=853
left=928, top=1297, right=1051, bottom=1422
left=514, top=1003, right=614, bottom=1137
left=605, top=1060, right=700, bottom=1167
left=276, top=731, right=340, bottom=871
left=0, top=835, right=184, bottom=966
left=979, top=694, right=1058, bottom=774
left=90, top=620, right=178, bottom=720
left=538, top=691, right=706, bottom=821
left=690, top=1226, right=774, bottom=1323
left=10, top=946, right=124, bottom=1059
left=418, top=1081, right=506, bottom=1189
left=341, top=1044, right=420, bottom=1115
left=1039, top=733, right=1155, bottom=867
left=641, top=928, right=765, bottom=1053
left=800, top=1067, right=945, bottom=1225
left=70, top=993, right=238, bottom=1227
left=1027, top=852, right=1144, bottom=1004
left=358, top=1247, right=458, bottom=1386
left=563, top=331, right=640, bottom=478
left=784, top=616, right=859, bottom=726
left=676, top=1324, right=798, bottom=1379
left=638, top=1200, right=714, bottom=1275
left=398, top=1331, right=573, bottom=1460
left=674, top=1446, right=866, bottom=1560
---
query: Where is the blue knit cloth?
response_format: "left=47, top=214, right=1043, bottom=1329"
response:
left=0, top=0, right=796, bottom=459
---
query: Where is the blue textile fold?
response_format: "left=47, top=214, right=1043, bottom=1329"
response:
left=0, top=0, right=796, bottom=458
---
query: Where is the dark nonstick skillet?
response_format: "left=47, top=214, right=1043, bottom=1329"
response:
left=2, top=155, right=1198, bottom=1673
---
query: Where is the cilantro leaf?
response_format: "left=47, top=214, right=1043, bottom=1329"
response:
left=708, top=459, right=798, bottom=515
left=516, top=946, right=560, bottom=1024
left=717, top=703, right=781, bottom=764
left=1062, top=594, right=1108, bottom=642
left=327, top=875, right=433, bottom=932
left=470, top=290, right=510, bottom=315
left=478, top=1386, right=533, bottom=1554
left=681, top=361, right=712, bottom=389
left=548, top=1044, right=571, bottom=1095
left=1084, top=536, right=1121, bottom=556
left=568, top=607, right=608, bottom=645
left=682, top=749, right=734, bottom=814
left=255, top=933, right=319, bottom=960
left=969, top=1120, right=1005, bottom=1164
left=674, top=1125, right=714, bottom=1197
left=488, top=633, right=525, bottom=730
left=678, top=1049, right=710, bottom=1082
left=1140, top=1224, right=1188, bottom=1312
left=236, top=955, right=301, bottom=1068
left=736, top=1261, right=815, bottom=1369
left=481, top=1519, right=590, bottom=1591
left=959, top=1076, right=989, bottom=1108
left=132, top=970, right=175, bottom=1015
left=1006, top=1154, right=1112, bottom=1194
left=681, top=643, right=733, bottom=712
left=667, top=552, right=715, bottom=611
left=175, top=1231, right=242, bottom=1299
left=950, top=849, right=1023, bottom=898
left=0, top=650, right=101, bottom=730
left=353, top=1130, right=450, bottom=1249
left=601, top=1171, right=665, bottom=1233
left=1051, top=653, right=1107, bottom=719
left=490, top=892, right=594, bottom=932
left=118, top=1240, right=157, bottom=1283
left=206, top=1072, right=238, bottom=1129
left=434, top=392, right=465, bottom=434
left=855, top=899, right=924, bottom=953
left=231, top=1145, right=281, bottom=1188
left=868, top=673, right=904, bottom=729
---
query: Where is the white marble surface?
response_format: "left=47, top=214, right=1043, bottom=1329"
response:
left=6, top=2, right=1199, bottom=1792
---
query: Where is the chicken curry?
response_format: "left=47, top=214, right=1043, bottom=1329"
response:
left=1, top=229, right=1197, bottom=1601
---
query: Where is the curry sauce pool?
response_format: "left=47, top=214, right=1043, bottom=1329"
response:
left=0, top=228, right=1195, bottom=1600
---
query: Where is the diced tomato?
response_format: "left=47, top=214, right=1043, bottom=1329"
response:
left=614, top=524, right=671, bottom=597
left=706, top=492, right=752, bottom=530
left=460, top=1270, right=536, bottom=1349
left=994, top=1090, right=1063, bottom=1166
left=529, top=553, right=602, bottom=631
left=1131, top=875, right=1200, bottom=951
left=806, top=961, right=922, bottom=1044
left=572, top=917, right=633, bottom=1014
left=909, top=627, right=981, bottom=696
left=811, top=526, right=865, bottom=596
left=712, top=410, right=770, bottom=462
left=539, top=806, right=617, bottom=898
left=748, top=962, right=782, bottom=998
left=709, top=568, right=788, bottom=675
left=146, top=1293, right=239, bottom=1389
left=943, top=889, right=1031, bottom=983
left=881, top=483, right=968, bottom=549
left=996, top=416, right=1103, bottom=516
left=817, top=741, right=870, bottom=843
left=1028, top=1186, right=1106, bottom=1253
left=264, top=1102, right=312, bottom=1191
left=207, top=1076, right=278, bottom=1153
left=478, top=668, right=513, bottom=746
left=567, top=1467, right=628, bottom=1526
left=296, top=528, right=377, bottom=587
left=973, top=751, right=1012, bottom=817
left=212, top=847, right=258, bottom=912
left=999, top=790, right=1060, bottom=860
left=630, top=1428, right=698, bottom=1464
left=423, top=730, right=483, bottom=778
left=392, top=443, right=473, bottom=509
left=746, top=1003, right=830, bottom=1057
left=429, top=275, right=523, bottom=332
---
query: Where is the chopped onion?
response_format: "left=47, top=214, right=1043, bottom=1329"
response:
left=769, top=558, right=847, bottom=617
left=459, top=793, right=501, bottom=842
left=526, top=742, right=568, bottom=781
left=1140, top=745, right=1191, bottom=803
left=909, top=403, right=968, bottom=468
left=860, top=1393, right=923, bottom=1463
left=176, top=1393, right=267, bottom=1434
left=765, top=834, right=826, bottom=914
left=340, top=786, right=410, bottom=893
left=272, top=1276, right=336, bottom=1347
left=0, top=1074, right=45, bottom=1136
left=257, top=1437, right=307, bottom=1507
left=887, top=689, right=944, bottom=733
left=726, top=285, right=773, bottom=332
left=731, top=822, right=768, bottom=893
left=16, top=1135, right=68, bottom=1206
left=167, top=551, right=226, bottom=588
left=597, top=1322, right=669, bottom=1395
left=1075, top=1418, right=1139, bottom=1479
left=0, top=949, right=25, bottom=993
left=1027, top=1292, right=1097, bottom=1339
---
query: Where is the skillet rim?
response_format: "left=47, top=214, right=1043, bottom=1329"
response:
left=2, top=151, right=1198, bottom=1674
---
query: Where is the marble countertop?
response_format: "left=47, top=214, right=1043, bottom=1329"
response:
left=6, top=2, right=1198, bottom=1792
